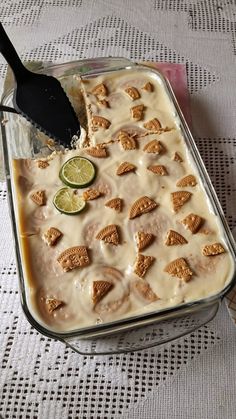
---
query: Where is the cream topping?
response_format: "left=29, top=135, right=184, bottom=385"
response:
left=12, top=68, right=234, bottom=332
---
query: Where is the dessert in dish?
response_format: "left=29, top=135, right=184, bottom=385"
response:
left=12, top=68, right=234, bottom=332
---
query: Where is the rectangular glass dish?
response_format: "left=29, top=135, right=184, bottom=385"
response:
left=1, top=58, right=236, bottom=355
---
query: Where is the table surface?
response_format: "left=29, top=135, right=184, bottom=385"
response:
left=1, top=1, right=236, bottom=418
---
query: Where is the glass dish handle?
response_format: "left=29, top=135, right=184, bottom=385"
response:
left=62, top=301, right=220, bottom=356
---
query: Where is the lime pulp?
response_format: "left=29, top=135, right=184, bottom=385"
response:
left=60, top=156, right=96, bottom=188
left=53, top=187, right=86, bottom=215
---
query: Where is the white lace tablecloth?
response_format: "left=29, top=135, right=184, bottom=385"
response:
left=1, top=1, right=236, bottom=418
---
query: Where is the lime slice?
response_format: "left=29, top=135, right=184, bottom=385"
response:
left=60, top=156, right=96, bottom=188
left=53, top=187, right=86, bottom=215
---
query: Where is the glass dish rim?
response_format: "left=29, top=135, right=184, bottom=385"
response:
left=1, top=57, right=236, bottom=342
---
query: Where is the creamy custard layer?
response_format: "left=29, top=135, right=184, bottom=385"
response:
left=12, top=68, right=234, bottom=332
left=81, top=69, right=177, bottom=146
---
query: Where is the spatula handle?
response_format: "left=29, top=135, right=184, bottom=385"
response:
left=0, top=22, right=28, bottom=81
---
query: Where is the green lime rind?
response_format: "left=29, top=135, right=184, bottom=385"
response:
left=53, top=187, right=86, bottom=215
left=59, top=156, right=96, bottom=188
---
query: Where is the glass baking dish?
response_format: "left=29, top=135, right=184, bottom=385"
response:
left=1, top=57, right=236, bottom=355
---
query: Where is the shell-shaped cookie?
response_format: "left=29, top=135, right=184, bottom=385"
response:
left=92, top=115, right=111, bottom=129
left=165, top=230, right=188, bottom=246
left=105, top=198, right=123, bottom=213
left=116, top=161, right=136, bottom=175
left=83, top=188, right=101, bottom=201
left=125, top=86, right=140, bottom=100
left=171, top=191, right=192, bottom=212
left=176, top=174, right=197, bottom=187
left=96, top=224, right=120, bottom=245
left=143, top=140, right=165, bottom=154
left=86, top=146, right=108, bottom=158
left=131, top=104, right=144, bottom=121
left=164, top=258, right=193, bottom=282
left=181, top=213, right=203, bottom=234
left=129, top=196, right=158, bottom=219
left=173, top=152, right=183, bottom=162
left=147, top=165, right=168, bottom=175
left=142, top=82, right=154, bottom=92
left=92, top=280, right=113, bottom=305
left=202, top=243, right=225, bottom=256
left=92, top=83, right=108, bottom=97
left=118, top=131, right=137, bottom=150
left=143, top=118, right=161, bottom=130
left=135, top=231, right=154, bottom=250
left=57, top=246, right=90, bottom=272
left=30, top=190, right=46, bottom=206
left=42, top=227, right=63, bottom=246
left=134, top=253, right=155, bottom=278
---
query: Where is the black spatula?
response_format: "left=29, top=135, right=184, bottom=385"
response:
left=0, top=22, right=80, bottom=147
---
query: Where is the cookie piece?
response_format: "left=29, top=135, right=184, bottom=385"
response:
left=46, top=298, right=64, bottom=313
left=143, top=140, right=165, bottom=154
left=176, top=175, right=197, bottom=187
left=30, top=190, right=46, bottom=206
left=118, top=131, right=137, bottom=150
left=57, top=246, right=90, bottom=272
left=171, top=191, right=192, bottom=212
left=129, top=196, right=158, bottom=219
left=116, top=161, right=136, bottom=175
left=173, top=152, right=183, bottom=162
left=164, top=258, right=193, bottom=282
left=147, top=165, right=168, bottom=175
left=165, top=230, right=188, bottom=246
left=131, top=104, right=144, bottom=121
left=92, top=115, right=111, bottom=130
left=83, top=188, right=101, bottom=201
left=134, top=253, right=155, bottom=278
left=97, top=99, right=109, bottom=108
left=144, top=118, right=161, bottom=130
left=42, top=227, right=63, bottom=246
left=105, top=198, right=123, bottom=213
left=86, top=145, right=107, bottom=158
left=181, top=213, right=203, bottom=234
left=37, top=160, right=49, bottom=169
left=202, top=243, right=225, bottom=256
left=92, top=280, right=113, bottom=305
left=96, top=224, right=120, bottom=245
left=92, top=83, right=108, bottom=97
left=135, top=231, right=154, bottom=251
left=142, top=82, right=154, bottom=92
left=134, top=279, right=158, bottom=302
left=125, top=86, right=140, bottom=100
